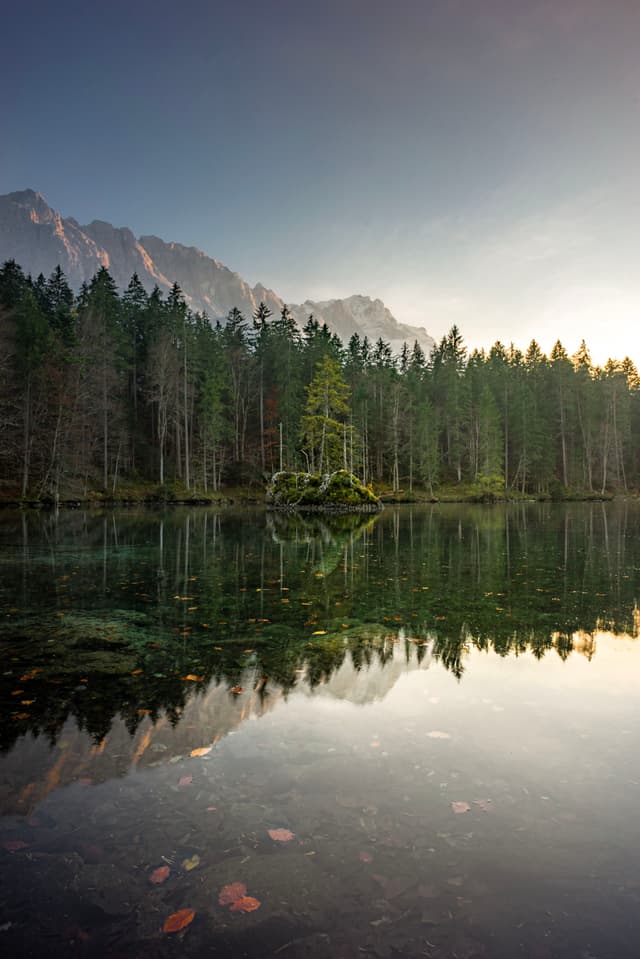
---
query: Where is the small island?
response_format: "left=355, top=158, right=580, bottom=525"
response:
left=266, top=470, right=383, bottom=512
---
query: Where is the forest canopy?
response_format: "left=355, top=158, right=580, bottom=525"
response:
left=0, top=259, right=638, bottom=500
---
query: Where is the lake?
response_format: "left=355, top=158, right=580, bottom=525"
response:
left=0, top=503, right=639, bottom=958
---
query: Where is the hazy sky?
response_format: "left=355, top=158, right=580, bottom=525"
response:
left=2, top=0, right=639, bottom=364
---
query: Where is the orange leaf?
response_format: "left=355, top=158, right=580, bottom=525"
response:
left=182, top=674, right=204, bottom=682
left=218, top=881, right=247, bottom=906
left=268, top=828, right=295, bottom=842
left=229, top=895, right=261, bottom=913
left=163, top=908, right=195, bottom=933
left=451, top=801, right=471, bottom=815
left=149, top=865, right=170, bottom=884
left=190, top=746, right=212, bottom=757
left=230, top=685, right=243, bottom=694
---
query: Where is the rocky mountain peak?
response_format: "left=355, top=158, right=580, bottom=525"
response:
left=0, top=189, right=434, bottom=355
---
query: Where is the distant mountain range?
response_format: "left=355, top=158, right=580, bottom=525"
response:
left=0, top=189, right=434, bottom=355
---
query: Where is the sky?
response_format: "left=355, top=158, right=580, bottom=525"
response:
left=1, top=0, right=639, bottom=365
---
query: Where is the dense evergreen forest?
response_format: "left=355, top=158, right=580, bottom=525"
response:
left=1, top=258, right=639, bottom=500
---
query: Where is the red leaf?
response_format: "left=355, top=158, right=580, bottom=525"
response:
left=149, top=865, right=170, bottom=884
left=218, top=881, right=247, bottom=906
left=229, top=895, right=261, bottom=913
left=2, top=839, right=29, bottom=852
left=163, top=908, right=195, bottom=933
left=268, top=828, right=295, bottom=842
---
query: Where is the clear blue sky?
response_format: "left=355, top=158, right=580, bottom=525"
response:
left=2, top=0, right=639, bottom=363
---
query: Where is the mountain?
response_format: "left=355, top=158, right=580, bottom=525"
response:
left=0, top=189, right=434, bottom=355
left=289, top=296, right=433, bottom=357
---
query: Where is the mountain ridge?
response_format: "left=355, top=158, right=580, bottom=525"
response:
left=0, top=189, right=434, bottom=355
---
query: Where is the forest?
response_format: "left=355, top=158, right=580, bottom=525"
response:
left=0, top=258, right=639, bottom=501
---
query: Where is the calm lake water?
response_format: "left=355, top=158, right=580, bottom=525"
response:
left=0, top=503, right=639, bottom=958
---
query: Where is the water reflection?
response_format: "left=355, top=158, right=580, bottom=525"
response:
left=0, top=503, right=638, bottom=756
left=1, top=504, right=640, bottom=957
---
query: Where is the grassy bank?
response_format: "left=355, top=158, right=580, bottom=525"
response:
left=0, top=476, right=624, bottom=508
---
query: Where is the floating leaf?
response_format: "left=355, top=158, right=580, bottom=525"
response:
left=229, top=895, right=261, bottom=913
left=218, top=882, right=247, bottom=906
left=451, top=801, right=471, bottom=815
left=163, top=908, right=195, bottom=933
left=311, top=630, right=326, bottom=635
left=179, top=775, right=193, bottom=786
left=182, top=674, right=204, bottom=682
left=427, top=730, right=451, bottom=740
left=182, top=854, right=200, bottom=871
left=149, top=865, right=170, bottom=884
left=268, top=828, right=295, bottom=842
left=190, top=746, right=212, bottom=757
left=473, top=798, right=493, bottom=811
left=230, top=686, right=243, bottom=694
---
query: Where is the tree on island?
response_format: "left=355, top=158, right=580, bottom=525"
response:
left=300, top=355, right=358, bottom=474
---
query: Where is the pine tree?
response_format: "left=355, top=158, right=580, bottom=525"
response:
left=301, top=355, right=356, bottom=474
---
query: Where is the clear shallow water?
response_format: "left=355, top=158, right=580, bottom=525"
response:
left=0, top=504, right=639, bottom=958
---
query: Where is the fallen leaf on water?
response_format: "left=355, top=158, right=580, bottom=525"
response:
left=312, top=630, right=326, bottom=635
left=2, top=839, right=29, bottom=852
left=427, top=730, right=451, bottom=740
left=149, top=865, right=170, bottom=884
left=230, top=686, right=243, bottom=694
left=190, top=746, right=212, bottom=757
left=218, top=882, right=247, bottom=906
left=451, top=801, right=471, bottom=815
left=131, top=669, right=143, bottom=675
left=179, top=775, right=193, bottom=786
left=182, top=674, right=204, bottom=682
left=268, top=828, right=295, bottom=842
left=182, top=854, right=200, bottom=871
left=20, top=669, right=41, bottom=680
left=229, top=896, right=261, bottom=913
left=473, top=799, right=493, bottom=811
left=163, top=908, right=195, bottom=934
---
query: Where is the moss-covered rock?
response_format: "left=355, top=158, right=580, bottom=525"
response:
left=266, top=470, right=382, bottom=512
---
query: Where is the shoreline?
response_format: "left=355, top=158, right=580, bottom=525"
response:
left=0, top=487, right=622, bottom=509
